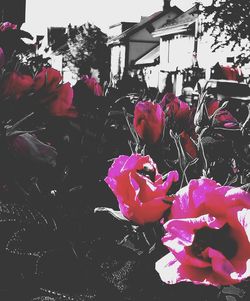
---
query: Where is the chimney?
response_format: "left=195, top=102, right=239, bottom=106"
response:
left=163, top=0, right=171, bottom=10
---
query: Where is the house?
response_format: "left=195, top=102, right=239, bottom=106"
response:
left=152, top=4, right=249, bottom=95
left=152, top=5, right=201, bottom=94
left=134, top=44, right=160, bottom=89
left=108, top=0, right=182, bottom=86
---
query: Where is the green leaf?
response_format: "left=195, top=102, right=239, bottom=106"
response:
left=94, top=207, right=131, bottom=224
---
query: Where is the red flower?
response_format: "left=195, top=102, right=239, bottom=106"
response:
left=180, top=131, right=198, bottom=159
left=82, top=75, right=103, bottom=96
left=207, top=100, right=239, bottom=129
left=1, top=71, right=33, bottom=100
left=48, top=82, right=78, bottom=118
left=105, top=154, right=179, bottom=225
left=34, top=68, right=78, bottom=118
left=156, top=178, right=250, bottom=286
left=33, top=67, right=62, bottom=92
left=160, top=93, right=190, bottom=127
left=133, top=101, right=165, bottom=144
left=221, top=66, right=242, bottom=81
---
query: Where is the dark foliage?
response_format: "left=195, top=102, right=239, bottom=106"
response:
left=203, top=0, right=250, bottom=65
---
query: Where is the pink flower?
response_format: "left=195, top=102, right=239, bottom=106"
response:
left=156, top=178, right=250, bottom=286
left=0, top=22, right=17, bottom=32
left=105, top=154, right=179, bottom=225
left=82, top=75, right=103, bottom=96
left=1, top=71, right=33, bottom=100
left=133, top=101, right=165, bottom=144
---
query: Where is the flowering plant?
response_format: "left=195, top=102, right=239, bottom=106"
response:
left=0, top=18, right=250, bottom=301
left=99, top=70, right=250, bottom=300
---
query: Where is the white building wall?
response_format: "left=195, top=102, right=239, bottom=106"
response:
left=158, top=35, right=194, bottom=93
left=110, top=45, right=126, bottom=80
left=159, top=35, right=194, bottom=72
left=167, top=35, right=194, bottom=70
left=144, top=65, right=159, bottom=88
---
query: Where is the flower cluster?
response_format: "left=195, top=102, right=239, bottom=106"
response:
left=0, top=66, right=77, bottom=118
left=106, top=153, right=250, bottom=287
left=105, top=88, right=250, bottom=288
left=1, top=19, right=250, bottom=299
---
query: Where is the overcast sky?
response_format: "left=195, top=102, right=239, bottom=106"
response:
left=24, top=0, right=212, bottom=35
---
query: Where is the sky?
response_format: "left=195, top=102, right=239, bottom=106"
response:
left=23, top=0, right=212, bottom=36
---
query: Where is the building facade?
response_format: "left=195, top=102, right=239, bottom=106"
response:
left=108, top=0, right=182, bottom=86
left=153, top=5, right=250, bottom=95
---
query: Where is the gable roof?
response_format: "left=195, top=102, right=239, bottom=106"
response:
left=108, top=6, right=182, bottom=45
left=152, top=5, right=199, bottom=37
left=135, top=45, right=160, bottom=66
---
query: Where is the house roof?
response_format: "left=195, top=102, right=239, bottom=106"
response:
left=109, top=21, right=136, bottom=30
left=135, top=45, right=160, bottom=66
left=108, top=6, right=182, bottom=45
left=152, top=5, right=199, bottom=37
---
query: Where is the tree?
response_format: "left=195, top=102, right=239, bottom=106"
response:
left=63, top=22, right=110, bottom=82
left=202, top=0, right=250, bottom=65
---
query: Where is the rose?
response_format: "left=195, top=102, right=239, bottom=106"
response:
left=33, top=67, right=62, bottom=92
left=105, top=154, right=179, bottom=225
left=33, top=67, right=78, bottom=118
left=47, top=82, right=78, bottom=118
left=160, top=93, right=191, bottom=131
left=207, top=100, right=239, bottom=129
left=195, top=99, right=239, bottom=131
left=1, top=71, right=33, bottom=100
left=180, top=131, right=198, bottom=159
left=221, top=66, right=242, bottom=82
left=82, top=75, right=103, bottom=96
left=156, top=178, right=250, bottom=286
left=133, top=101, right=165, bottom=144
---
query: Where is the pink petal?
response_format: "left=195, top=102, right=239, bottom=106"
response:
left=162, top=214, right=225, bottom=267
left=171, top=178, right=221, bottom=219
left=155, top=252, right=213, bottom=286
left=160, top=170, right=179, bottom=192
left=106, top=155, right=129, bottom=178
